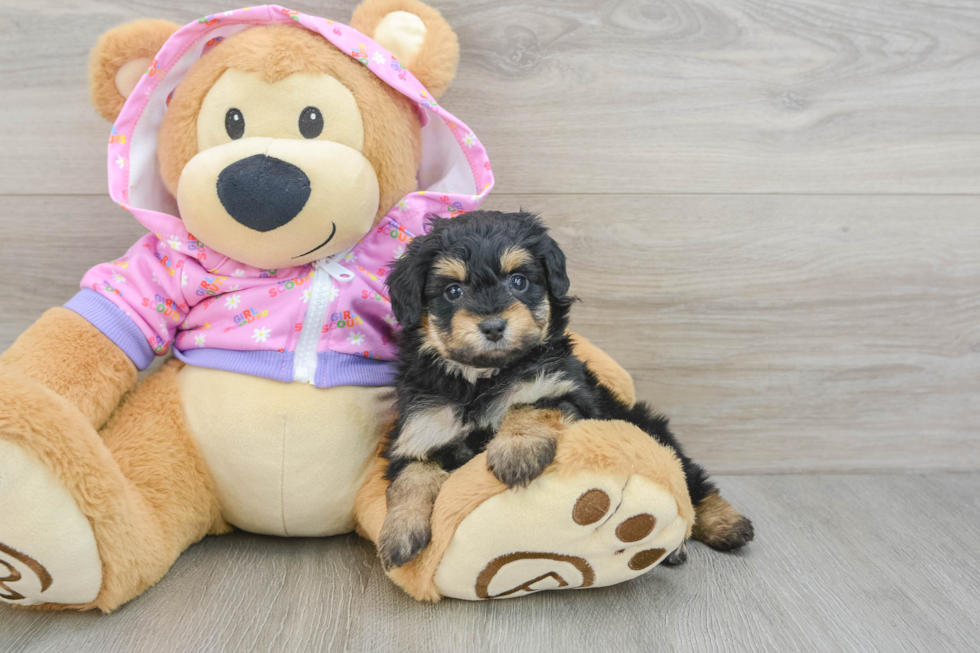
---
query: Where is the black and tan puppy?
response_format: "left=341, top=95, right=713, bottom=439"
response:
left=378, top=210, right=753, bottom=570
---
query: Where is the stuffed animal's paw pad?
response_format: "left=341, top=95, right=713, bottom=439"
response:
left=433, top=471, right=689, bottom=600
left=571, top=487, right=670, bottom=570
left=0, top=439, right=102, bottom=606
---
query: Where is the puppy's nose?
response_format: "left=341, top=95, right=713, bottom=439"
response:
left=217, top=154, right=311, bottom=232
left=479, top=318, right=507, bottom=342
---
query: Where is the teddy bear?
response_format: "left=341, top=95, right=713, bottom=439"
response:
left=0, top=1, right=751, bottom=612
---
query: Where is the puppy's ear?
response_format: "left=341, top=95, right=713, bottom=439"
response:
left=89, top=19, right=180, bottom=121
left=387, top=233, right=441, bottom=330
left=537, top=234, right=571, bottom=299
left=350, top=0, right=459, bottom=98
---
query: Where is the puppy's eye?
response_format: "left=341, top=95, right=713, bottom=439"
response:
left=225, top=108, right=245, bottom=140
left=445, top=284, right=463, bottom=301
left=299, top=106, right=324, bottom=139
left=509, top=274, right=528, bottom=292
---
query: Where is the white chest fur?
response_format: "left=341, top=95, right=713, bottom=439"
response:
left=474, top=372, right=579, bottom=430
left=391, top=372, right=579, bottom=460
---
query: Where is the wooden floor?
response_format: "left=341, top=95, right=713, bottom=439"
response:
left=2, top=0, right=979, bottom=650
left=3, top=474, right=979, bottom=652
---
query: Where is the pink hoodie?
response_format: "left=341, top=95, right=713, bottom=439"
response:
left=66, top=5, right=493, bottom=388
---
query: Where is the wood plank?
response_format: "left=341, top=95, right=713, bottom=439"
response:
left=1, top=474, right=978, bottom=652
left=1, top=0, right=980, bottom=195
left=491, top=193, right=980, bottom=473
left=1, top=193, right=978, bottom=473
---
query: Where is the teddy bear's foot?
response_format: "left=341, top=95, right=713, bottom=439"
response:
left=0, top=439, right=102, bottom=607
left=357, top=419, right=695, bottom=602
left=433, top=466, right=689, bottom=600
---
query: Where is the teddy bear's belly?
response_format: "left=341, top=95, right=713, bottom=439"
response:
left=177, top=365, right=395, bottom=537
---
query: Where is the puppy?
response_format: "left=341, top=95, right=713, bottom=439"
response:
left=377, top=210, right=752, bottom=570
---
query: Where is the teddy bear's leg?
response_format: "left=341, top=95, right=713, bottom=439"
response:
left=356, top=333, right=752, bottom=600
left=570, top=332, right=754, bottom=554
left=355, top=419, right=695, bottom=601
left=90, top=360, right=228, bottom=610
left=0, top=360, right=224, bottom=612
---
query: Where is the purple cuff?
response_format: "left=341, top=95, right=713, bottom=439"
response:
left=173, top=347, right=296, bottom=384
left=65, top=289, right=155, bottom=370
left=315, top=351, right=397, bottom=387
left=172, top=347, right=396, bottom=388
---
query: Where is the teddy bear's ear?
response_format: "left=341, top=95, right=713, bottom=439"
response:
left=350, top=0, right=459, bottom=99
left=89, top=19, right=180, bottom=121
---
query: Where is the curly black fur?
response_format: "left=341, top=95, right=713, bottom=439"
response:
left=381, top=210, right=718, bottom=512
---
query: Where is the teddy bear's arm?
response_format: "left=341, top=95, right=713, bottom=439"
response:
left=568, top=332, right=637, bottom=406
left=1, top=308, right=138, bottom=429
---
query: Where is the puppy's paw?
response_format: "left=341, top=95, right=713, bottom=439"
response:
left=378, top=512, right=432, bottom=570
left=662, top=541, right=689, bottom=566
left=486, top=432, right=557, bottom=488
left=691, top=491, right=755, bottom=551
left=702, top=514, right=754, bottom=551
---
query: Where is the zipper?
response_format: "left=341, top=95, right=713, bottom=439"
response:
left=292, top=247, right=357, bottom=384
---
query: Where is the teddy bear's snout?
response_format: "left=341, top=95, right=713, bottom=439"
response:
left=216, top=154, right=312, bottom=232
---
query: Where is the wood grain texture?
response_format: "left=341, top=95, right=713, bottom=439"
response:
left=1, top=0, right=980, bottom=195
left=1, top=3, right=978, bottom=649
left=3, top=194, right=978, bottom=473
left=1, top=474, right=978, bottom=652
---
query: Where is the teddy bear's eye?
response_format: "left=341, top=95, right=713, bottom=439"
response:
left=299, top=106, right=324, bottom=139
left=225, top=108, right=245, bottom=140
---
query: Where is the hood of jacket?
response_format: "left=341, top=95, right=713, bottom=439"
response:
left=67, top=5, right=493, bottom=388
left=109, top=4, right=492, bottom=267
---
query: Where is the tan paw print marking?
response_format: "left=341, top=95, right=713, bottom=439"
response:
left=628, top=547, right=667, bottom=571
left=467, top=487, right=672, bottom=599
left=475, top=552, right=595, bottom=599
left=574, top=489, right=668, bottom=570
left=0, top=542, right=52, bottom=602
left=437, top=471, right=687, bottom=601
left=615, top=513, right=656, bottom=541
left=571, top=488, right=611, bottom=525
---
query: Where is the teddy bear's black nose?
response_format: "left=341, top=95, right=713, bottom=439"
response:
left=216, top=154, right=311, bottom=232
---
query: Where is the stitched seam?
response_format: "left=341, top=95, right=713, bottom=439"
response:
left=443, top=112, right=484, bottom=192
left=280, top=413, right=289, bottom=536
left=596, top=477, right=631, bottom=531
